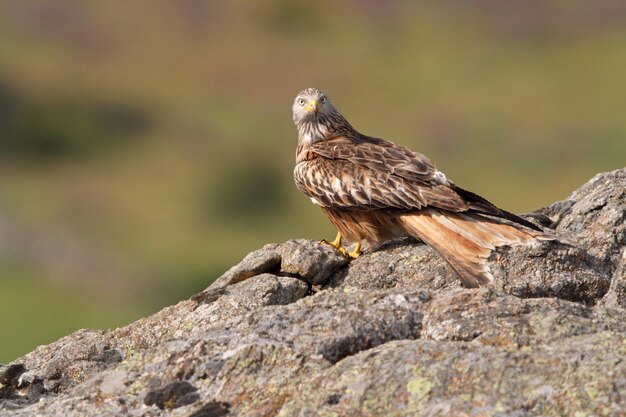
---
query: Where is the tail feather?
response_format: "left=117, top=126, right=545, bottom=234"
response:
left=398, top=208, right=548, bottom=287
left=451, top=184, right=543, bottom=232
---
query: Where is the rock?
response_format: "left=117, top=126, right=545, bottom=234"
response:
left=193, top=274, right=310, bottom=328
left=1, top=168, right=625, bottom=416
left=208, top=239, right=349, bottom=290
left=326, top=239, right=458, bottom=291
left=144, top=381, right=199, bottom=410
left=277, top=334, right=626, bottom=416
left=489, top=241, right=610, bottom=303
left=235, top=288, right=428, bottom=363
left=279, top=239, right=349, bottom=285
left=421, top=289, right=626, bottom=346
left=540, top=169, right=625, bottom=264
left=98, top=370, right=127, bottom=396
left=189, top=401, right=231, bottom=417
left=209, top=244, right=282, bottom=289
left=0, top=364, right=26, bottom=387
left=602, top=247, right=626, bottom=310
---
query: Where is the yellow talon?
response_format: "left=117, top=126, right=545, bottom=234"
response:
left=321, top=232, right=348, bottom=256
left=321, top=233, right=361, bottom=259
left=321, top=231, right=343, bottom=249
left=348, top=241, right=362, bottom=259
left=329, top=231, right=343, bottom=249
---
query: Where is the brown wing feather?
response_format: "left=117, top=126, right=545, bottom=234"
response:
left=295, top=136, right=469, bottom=212
left=299, top=135, right=541, bottom=231
left=309, top=136, right=437, bottom=183
left=294, top=156, right=468, bottom=212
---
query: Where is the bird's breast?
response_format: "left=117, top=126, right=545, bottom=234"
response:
left=293, top=161, right=314, bottom=195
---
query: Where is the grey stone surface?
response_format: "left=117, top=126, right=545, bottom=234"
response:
left=277, top=334, right=626, bottom=417
left=489, top=240, right=610, bottom=303
left=326, top=239, right=458, bottom=291
left=209, top=244, right=282, bottom=289
left=236, top=288, right=428, bottom=363
left=541, top=168, right=625, bottom=264
left=279, top=239, right=349, bottom=285
left=602, top=247, right=626, bottom=310
left=1, top=168, right=625, bottom=417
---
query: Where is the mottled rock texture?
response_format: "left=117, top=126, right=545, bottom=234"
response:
left=1, top=168, right=625, bottom=417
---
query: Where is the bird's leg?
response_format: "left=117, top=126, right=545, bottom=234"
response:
left=329, top=231, right=343, bottom=249
left=347, top=241, right=362, bottom=259
left=321, top=231, right=348, bottom=256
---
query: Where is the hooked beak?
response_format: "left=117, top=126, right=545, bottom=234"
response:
left=305, top=99, right=317, bottom=113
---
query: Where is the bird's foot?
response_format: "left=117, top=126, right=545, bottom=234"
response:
left=347, top=241, right=362, bottom=259
left=321, top=232, right=348, bottom=256
left=321, top=233, right=361, bottom=259
left=323, top=231, right=343, bottom=249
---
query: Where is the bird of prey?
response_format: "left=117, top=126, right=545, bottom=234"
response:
left=292, top=87, right=551, bottom=287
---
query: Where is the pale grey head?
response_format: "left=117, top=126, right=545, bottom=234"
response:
left=292, top=88, right=335, bottom=123
left=292, top=88, right=357, bottom=145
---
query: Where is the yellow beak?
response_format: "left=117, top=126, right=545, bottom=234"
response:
left=305, top=100, right=317, bottom=113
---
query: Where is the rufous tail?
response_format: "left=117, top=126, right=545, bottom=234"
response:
left=398, top=208, right=551, bottom=287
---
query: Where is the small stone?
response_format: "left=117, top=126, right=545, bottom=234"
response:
left=92, top=348, right=124, bottom=364
left=280, top=239, right=349, bottom=285
left=0, top=364, right=26, bottom=386
left=189, top=401, right=231, bottom=417
left=144, top=381, right=199, bottom=410
left=209, top=244, right=282, bottom=289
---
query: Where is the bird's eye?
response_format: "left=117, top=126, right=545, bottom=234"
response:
left=320, top=96, right=327, bottom=103
left=297, top=98, right=305, bottom=106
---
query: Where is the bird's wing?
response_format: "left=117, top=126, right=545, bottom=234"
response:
left=309, top=136, right=438, bottom=183
left=294, top=136, right=469, bottom=212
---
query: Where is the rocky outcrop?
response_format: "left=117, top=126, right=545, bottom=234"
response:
left=1, top=168, right=624, bottom=417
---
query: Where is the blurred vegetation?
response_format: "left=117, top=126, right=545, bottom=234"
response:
left=0, top=1, right=624, bottom=362
left=0, top=81, right=149, bottom=158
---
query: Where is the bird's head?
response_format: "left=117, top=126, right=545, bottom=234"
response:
left=293, top=88, right=353, bottom=144
left=292, top=88, right=335, bottom=123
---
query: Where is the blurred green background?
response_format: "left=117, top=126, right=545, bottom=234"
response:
left=0, top=1, right=624, bottom=363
